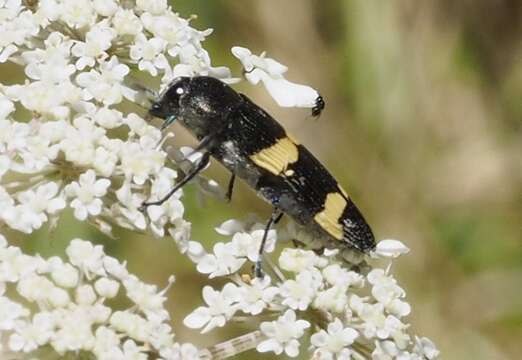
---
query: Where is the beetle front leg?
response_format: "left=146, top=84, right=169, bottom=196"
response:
left=139, top=151, right=211, bottom=211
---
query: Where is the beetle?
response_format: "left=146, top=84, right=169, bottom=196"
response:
left=142, top=76, right=375, bottom=276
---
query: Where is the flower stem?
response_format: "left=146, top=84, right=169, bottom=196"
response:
left=199, top=330, right=265, bottom=359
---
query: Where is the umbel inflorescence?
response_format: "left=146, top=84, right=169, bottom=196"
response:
left=0, top=0, right=439, bottom=359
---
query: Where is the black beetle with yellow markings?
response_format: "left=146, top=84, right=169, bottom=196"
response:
left=143, top=76, right=375, bottom=276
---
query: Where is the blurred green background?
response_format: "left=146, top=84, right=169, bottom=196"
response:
left=7, top=0, right=521, bottom=359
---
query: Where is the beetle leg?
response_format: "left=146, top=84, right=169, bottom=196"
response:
left=255, top=209, right=284, bottom=278
left=139, top=151, right=211, bottom=211
left=225, top=174, right=236, bottom=202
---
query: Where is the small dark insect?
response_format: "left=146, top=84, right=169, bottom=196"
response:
left=143, top=76, right=375, bottom=276
left=312, top=95, right=325, bottom=117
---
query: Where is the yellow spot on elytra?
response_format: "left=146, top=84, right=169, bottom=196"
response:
left=314, top=192, right=347, bottom=240
left=285, top=169, right=295, bottom=176
left=250, top=137, right=299, bottom=175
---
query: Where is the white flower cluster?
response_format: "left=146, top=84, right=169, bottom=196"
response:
left=0, top=235, right=198, bottom=359
left=0, top=0, right=228, bottom=357
left=0, top=0, right=318, bottom=241
left=182, top=219, right=439, bottom=359
left=1, top=0, right=439, bottom=359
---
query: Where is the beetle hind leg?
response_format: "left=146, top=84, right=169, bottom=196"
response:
left=225, top=174, right=236, bottom=202
left=254, top=209, right=284, bottom=278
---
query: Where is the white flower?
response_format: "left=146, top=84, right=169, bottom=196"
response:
left=349, top=295, right=387, bottom=339
left=0, top=119, right=29, bottom=152
left=109, top=311, right=147, bottom=343
left=130, top=33, right=168, bottom=76
left=22, top=134, right=61, bottom=170
left=0, top=296, right=29, bottom=331
left=49, top=257, right=80, bottom=288
left=373, top=340, right=400, bottom=360
left=0, top=5, right=39, bottom=54
left=231, top=228, right=277, bottom=262
left=413, top=336, right=440, bottom=359
left=146, top=169, right=184, bottom=237
left=113, top=180, right=147, bottom=230
left=94, top=277, right=120, bottom=298
left=0, top=244, right=41, bottom=282
left=280, top=269, right=322, bottom=311
left=124, top=112, right=162, bottom=141
left=373, top=239, right=410, bottom=258
left=16, top=274, right=55, bottom=302
left=51, top=304, right=98, bottom=353
left=161, top=342, right=201, bottom=360
left=0, top=43, right=17, bottom=63
left=76, top=56, right=131, bottom=105
left=120, top=142, right=165, bottom=185
left=93, top=0, right=118, bottom=17
left=381, top=316, right=410, bottom=351
left=60, top=0, right=96, bottom=29
left=0, top=93, right=15, bottom=118
left=93, top=146, right=118, bottom=177
left=5, top=182, right=66, bottom=232
left=170, top=229, right=206, bottom=265
left=368, top=269, right=411, bottom=317
left=257, top=309, right=310, bottom=357
left=367, top=313, right=409, bottom=348
left=232, top=46, right=320, bottom=109
left=310, top=318, right=359, bottom=360
left=279, top=248, right=327, bottom=273
left=196, top=242, right=245, bottom=278
left=322, top=264, right=364, bottom=288
left=76, top=284, right=97, bottom=305
left=112, top=8, right=142, bottom=36
left=136, top=0, right=168, bottom=15
left=170, top=44, right=232, bottom=81
left=66, top=239, right=106, bottom=279
left=22, top=32, right=76, bottom=84
left=120, top=339, right=147, bottom=360
left=33, top=0, right=60, bottom=26
left=59, top=116, right=105, bottom=166
left=123, top=275, right=170, bottom=322
left=102, top=256, right=129, bottom=281
left=313, top=285, right=349, bottom=314
left=237, top=276, right=279, bottom=315
left=0, top=7, right=38, bottom=61
left=93, top=326, right=120, bottom=358
left=94, top=107, right=123, bottom=129
left=184, top=283, right=240, bottom=333
left=65, top=170, right=110, bottom=221
left=230, top=46, right=285, bottom=76
left=214, top=218, right=246, bottom=235
left=141, top=11, right=189, bottom=49
left=198, top=220, right=277, bottom=278
left=9, top=312, right=55, bottom=352
left=7, top=81, right=74, bottom=119
left=16, top=181, right=65, bottom=215
left=71, top=20, right=115, bottom=70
